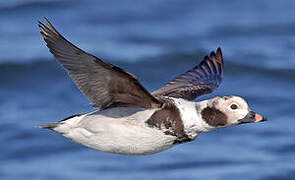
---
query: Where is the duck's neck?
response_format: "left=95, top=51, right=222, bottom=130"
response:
left=170, top=98, right=215, bottom=139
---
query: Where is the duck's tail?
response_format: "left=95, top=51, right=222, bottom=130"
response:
left=39, top=121, right=70, bottom=135
left=39, top=113, right=85, bottom=134
left=39, top=122, right=60, bottom=129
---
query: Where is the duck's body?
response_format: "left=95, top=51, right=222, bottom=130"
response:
left=38, top=18, right=266, bottom=155
left=42, top=97, right=203, bottom=155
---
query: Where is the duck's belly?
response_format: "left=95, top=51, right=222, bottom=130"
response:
left=58, top=107, right=177, bottom=155
left=65, top=119, right=176, bottom=155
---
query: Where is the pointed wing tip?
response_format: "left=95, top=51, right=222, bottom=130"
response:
left=217, top=46, right=222, bottom=52
left=38, top=17, right=59, bottom=36
left=209, top=47, right=222, bottom=59
left=216, top=47, right=223, bottom=63
left=43, top=17, right=52, bottom=27
left=38, top=22, right=48, bottom=39
left=38, top=20, right=45, bottom=28
left=205, top=47, right=223, bottom=67
left=209, top=51, right=217, bottom=59
left=38, top=17, right=49, bottom=27
left=38, top=19, right=48, bottom=31
left=206, top=47, right=223, bottom=70
left=201, top=47, right=224, bottom=76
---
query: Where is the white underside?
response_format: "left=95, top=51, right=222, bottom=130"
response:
left=53, top=107, right=177, bottom=155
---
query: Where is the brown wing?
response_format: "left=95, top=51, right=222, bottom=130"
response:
left=152, top=48, right=223, bottom=100
left=39, top=18, right=160, bottom=109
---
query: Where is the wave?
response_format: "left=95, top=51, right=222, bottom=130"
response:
left=0, top=0, right=67, bottom=11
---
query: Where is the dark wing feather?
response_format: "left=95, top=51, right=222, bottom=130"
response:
left=39, top=18, right=160, bottom=109
left=152, top=48, right=223, bottom=100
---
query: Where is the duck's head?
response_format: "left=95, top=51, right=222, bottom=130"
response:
left=199, top=96, right=267, bottom=130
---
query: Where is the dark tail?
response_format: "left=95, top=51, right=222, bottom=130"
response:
left=39, top=122, right=59, bottom=129
left=39, top=114, right=82, bottom=132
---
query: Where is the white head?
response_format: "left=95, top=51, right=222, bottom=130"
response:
left=197, top=96, right=266, bottom=130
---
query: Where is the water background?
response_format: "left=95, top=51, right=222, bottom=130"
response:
left=1, top=0, right=295, bottom=179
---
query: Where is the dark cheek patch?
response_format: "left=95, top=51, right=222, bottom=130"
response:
left=201, top=107, right=228, bottom=127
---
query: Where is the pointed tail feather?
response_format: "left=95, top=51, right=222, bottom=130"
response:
left=39, top=122, right=59, bottom=129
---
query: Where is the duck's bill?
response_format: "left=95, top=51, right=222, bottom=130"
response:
left=253, top=113, right=267, bottom=123
left=239, top=111, right=267, bottom=124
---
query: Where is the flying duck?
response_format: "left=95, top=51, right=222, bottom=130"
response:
left=38, top=18, right=266, bottom=155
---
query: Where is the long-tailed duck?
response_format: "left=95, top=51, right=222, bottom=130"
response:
left=38, top=18, right=266, bottom=155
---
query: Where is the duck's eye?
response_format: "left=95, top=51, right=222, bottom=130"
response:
left=230, top=104, right=238, bottom=110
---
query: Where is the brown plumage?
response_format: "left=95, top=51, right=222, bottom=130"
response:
left=146, top=98, right=191, bottom=144
left=38, top=18, right=161, bottom=109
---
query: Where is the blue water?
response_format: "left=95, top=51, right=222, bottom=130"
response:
left=1, top=0, right=295, bottom=179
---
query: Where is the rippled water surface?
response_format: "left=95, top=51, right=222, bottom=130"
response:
left=1, top=0, right=295, bottom=179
